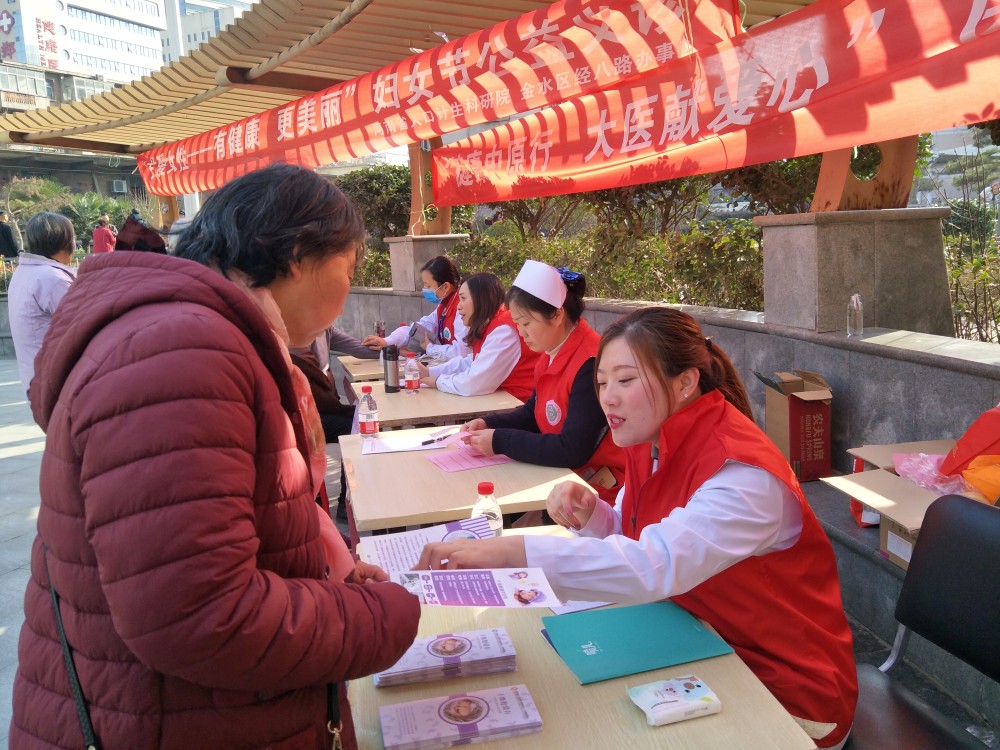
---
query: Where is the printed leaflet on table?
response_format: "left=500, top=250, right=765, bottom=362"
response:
left=379, top=683, right=542, bottom=750
left=375, top=627, right=517, bottom=687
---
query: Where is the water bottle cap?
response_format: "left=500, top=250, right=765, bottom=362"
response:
left=477, top=481, right=494, bottom=494
left=362, top=385, right=372, bottom=393
left=406, top=351, right=416, bottom=358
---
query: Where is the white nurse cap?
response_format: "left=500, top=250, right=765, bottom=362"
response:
left=511, top=259, right=567, bottom=308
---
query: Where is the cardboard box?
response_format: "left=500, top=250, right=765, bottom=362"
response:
left=822, top=469, right=939, bottom=570
left=844, top=440, right=957, bottom=527
left=755, top=370, right=832, bottom=481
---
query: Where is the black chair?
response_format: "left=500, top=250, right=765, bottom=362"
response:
left=847, top=494, right=1000, bottom=749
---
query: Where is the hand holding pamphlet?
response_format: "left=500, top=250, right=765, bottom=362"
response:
left=359, top=517, right=495, bottom=571
left=388, top=568, right=561, bottom=608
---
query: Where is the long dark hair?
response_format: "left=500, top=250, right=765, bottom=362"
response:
left=461, top=273, right=506, bottom=346
left=506, top=270, right=586, bottom=323
left=173, top=163, right=365, bottom=286
left=421, top=255, right=461, bottom=299
left=597, top=307, right=753, bottom=420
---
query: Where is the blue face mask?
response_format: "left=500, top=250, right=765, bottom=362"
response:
left=422, top=287, right=440, bottom=304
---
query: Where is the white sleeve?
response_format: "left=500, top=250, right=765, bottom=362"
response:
left=524, top=461, right=803, bottom=604
left=431, top=325, right=521, bottom=396
left=425, top=314, right=470, bottom=359
left=383, top=324, right=411, bottom=348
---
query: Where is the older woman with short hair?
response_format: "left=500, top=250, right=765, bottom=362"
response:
left=7, top=211, right=76, bottom=401
left=11, top=164, right=420, bottom=750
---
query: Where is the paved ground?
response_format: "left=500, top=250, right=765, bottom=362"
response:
left=0, top=357, right=993, bottom=749
left=0, top=360, right=44, bottom=748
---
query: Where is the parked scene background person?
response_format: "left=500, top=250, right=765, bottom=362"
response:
left=363, top=254, right=469, bottom=358
left=10, top=164, right=420, bottom=750
left=0, top=211, right=22, bottom=257
left=418, top=272, right=541, bottom=400
left=91, top=213, right=117, bottom=253
left=6, top=211, right=76, bottom=402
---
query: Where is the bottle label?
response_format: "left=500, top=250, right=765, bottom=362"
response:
left=405, top=378, right=420, bottom=391
left=359, top=418, right=379, bottom=435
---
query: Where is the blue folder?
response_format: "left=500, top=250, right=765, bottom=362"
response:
left=540, top=601, right=733, bottom=684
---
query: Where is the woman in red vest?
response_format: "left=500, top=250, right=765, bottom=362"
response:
left=461, top=260, right=625, bottom=504
left=362, top=255, right=469, bottom=359
left=420, top=272, right=539, bottom=401
left=419, top=307, right=857, bottom=749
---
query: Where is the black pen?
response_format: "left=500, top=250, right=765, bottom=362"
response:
left=421, top=428, right=460, bottom=445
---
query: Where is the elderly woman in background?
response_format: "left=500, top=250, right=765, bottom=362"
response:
left=10, top=164, right=420, bottom=750
left=6, top=211, right=77, bottom=402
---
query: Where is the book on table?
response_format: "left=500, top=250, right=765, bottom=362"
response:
left=375, top=627, right=517, bottom=687
left=379, top=683, right=542, bottom=750
left=540, top=601, right=733, bottom=685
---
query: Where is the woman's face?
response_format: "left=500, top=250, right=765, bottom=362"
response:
left=510, top=305, right=566, bottom=353
left=596, top=337, right=678, bottom=447
left=270, top=247, right=357, bottom=347
left=421, top=269, right=450, bottom=300
left=456, top=282, right=474, bottom=322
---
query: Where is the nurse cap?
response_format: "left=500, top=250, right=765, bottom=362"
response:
left=511, top=259, right=567, bottom=309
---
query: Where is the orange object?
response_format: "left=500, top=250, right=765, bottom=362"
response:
left=962, top=455, right=1000, bottom=504
left=940, top=408, right=1000, bottom=476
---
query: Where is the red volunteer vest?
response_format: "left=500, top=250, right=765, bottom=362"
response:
left=470, top=307, right=539, bottom=402
left=436, top=293, right=459, bottom=344
left=620, top=390, right=857, bottom=747
left=532, top=320, right=625, bottom=503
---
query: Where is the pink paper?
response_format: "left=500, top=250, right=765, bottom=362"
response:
left=426, top=444, right=515, bottom=472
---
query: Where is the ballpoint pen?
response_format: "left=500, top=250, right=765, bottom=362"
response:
left=421, top=427, right=460, bottom=445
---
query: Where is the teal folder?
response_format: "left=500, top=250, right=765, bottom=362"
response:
left=540, top=601, right=733, bottom=685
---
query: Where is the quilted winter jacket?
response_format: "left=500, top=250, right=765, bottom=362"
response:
left=10, top=252, right=421, bottom=749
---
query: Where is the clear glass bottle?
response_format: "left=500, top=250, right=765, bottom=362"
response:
left=404, top=352, right=420, bottom=395
left=470, top=481, right=503, bottom=537
left=358, top=385, right=379, bottom=439
left=847, top=293, right=864, bottom=338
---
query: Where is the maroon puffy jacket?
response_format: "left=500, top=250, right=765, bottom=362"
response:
left=10, top=252, right=420, bottom=749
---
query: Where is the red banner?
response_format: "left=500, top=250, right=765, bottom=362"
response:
left=432, top=0, right=1000, bottom=205
left=137, top=0, right=740, bottom=195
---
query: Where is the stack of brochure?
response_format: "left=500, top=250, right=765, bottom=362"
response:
left=380, top=684, right=542, bottom=750
left=375, top=627, right=517, bottom=687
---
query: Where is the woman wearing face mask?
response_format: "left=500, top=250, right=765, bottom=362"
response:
left=419, top=272, right=540, bottom=401
left=418, top=307, right=857, bottom=750
left=460, top=260, right=625, bottom=503
left=362, top=255, right=468, bottom=359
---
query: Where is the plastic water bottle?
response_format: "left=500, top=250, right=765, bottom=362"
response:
left=470, top=481, right=503, bottom=537
left=358, top=385, right=379, bottom=439
left=404, top=352, right=420, bottom=395
left=847, top=293, right=864, bottom=338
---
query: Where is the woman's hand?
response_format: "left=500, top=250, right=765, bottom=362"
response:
left=462, top=418, right=488, bottom=432
left=416, top=536, right=527, bottom=570
left=420, top=375, right=438, bottom=389
left=546, top=481, right=600, bottom=531
left=362, top=335, right=387, bottom=350
left=417, top=362, right=430, bottom=378
left=422, top=330, right=432, bottom=350
left=347, top=560, right=389, bottom=584
left=463, top=429, right=495, bottom=456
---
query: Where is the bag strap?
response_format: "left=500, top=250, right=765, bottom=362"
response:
left=43, top=544, right=100, bottom=750
left=327, top=682, right=342, bottom=750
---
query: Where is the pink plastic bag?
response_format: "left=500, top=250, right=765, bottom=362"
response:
left=892, top=453, right=969, bottom=495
